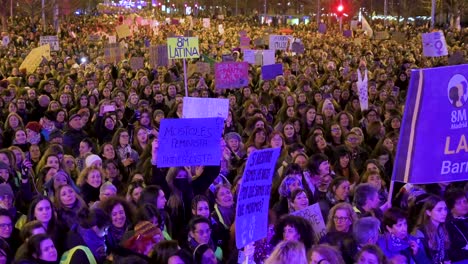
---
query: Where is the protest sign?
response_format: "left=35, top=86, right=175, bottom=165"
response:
left=239, top=36, right=250, bottom=50
left=221, top=54, right=234, bottom=62
left=183, top=97, right=229, bottom=119
left=218, top=24, right=225, bottom=35
left=2, top=36, right=10, bottom=47
left=239, top=30, right=247, bottom=37
left=254, top=38, right=264, bottom=47
left=196, top=62, right=211, bottom=75
left=116, top=24, right=131, bottom=39
left=291, top=42, right=305, bottom=54
left=20, top=44, right=51, bottom=73
left=262, top=50, right=276, bottom=66
left=243, top=50, right=256, bottom=64
left=318, top=23, right=327, bottom=34
left=130, top=57, right=144, bottom=70
left=357, top=80, right=369, bottom=111
left=422, top=31, right=448, bottom=57
left=291, top=203, right=327, bottom=242
left=255, top=51, right=263, bottom=66
left=202, top=18, right=210, bottom=28
left=261, top=64, right=283, bottom=81
left=350, top=20, right=359, bottom=30
left=88, top=34, right=101, bottom=43
left=269, top=35, right=291, bottom=50
left=167, top=37, right=200, bottom=59
left=39, top=36, right=60, bottom=51
left=448, top=51, right=465, bottom=65
left=392, top=32, right=406, bottom=43
left=217, top=15, right=224, bottom=20
left=157, top=118, right=224, bottom=167
left=149, top=45, right=168, bottom=67
left=215, top=62, right=249, bottom=89
left=343, top=30, right=352, bottom=38
left=104, top=44, right=124, bottom=64
left=393, top=65, right=468, bottom=184
left=235, top=148, right=281, bottom=249
left=374, top=31, right=390, bottom=40
left=108, top=35, right=116, bottom=44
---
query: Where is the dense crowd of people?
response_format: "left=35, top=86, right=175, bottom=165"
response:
left=0, top=8, right=467, bottom=264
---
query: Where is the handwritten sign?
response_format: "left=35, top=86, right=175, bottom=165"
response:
left=108, top=35, right=116, bottom=44
left=167, top=37, right=200, bottom=59
left=116, top=24, right=131, bottom=39
left=183, top=97, right=229, bottom=119
left=261, top=63, right=283, bottom=81
left=215, top=62, right=249, bottom=89
left=268, top=35, right=291, bottom=50
left=2, top=36, right=10, bottom=47
left=291, top=203, right=327, bottom=243
left=236, top=148, right=281, bottom=249
left=218, top=24, right=225, bottom=35
left=262, top=50, right=276, bottom=65
left=39, top=36, right=60, bottom=51
left=243, top=50, right=256, bottom=64
left=104, top=44, right=124, bottom=64
left=374, top=31, right=390, bottom=40
left=157, top=118, right=224, bottom=167
left=291, top=42, right=305, bottom=54
left=130, top=57, right=144, bottom=70
left=240, top=36, right=250, bottom=50
left=422, top=31, right=448, bottom=57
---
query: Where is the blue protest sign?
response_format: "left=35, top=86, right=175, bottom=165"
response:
left=393, top=64, right=468, bottom=184
left=235, top=148, right=281, bottom=249
left=261, top=63, right=283, bottom=81
left=157, top=118, right=224, bottom=167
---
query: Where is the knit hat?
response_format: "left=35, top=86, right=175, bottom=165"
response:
left=48, top=130, right=63, bottom=141
left=85, top=154, right=102, bottom=168
left=134, top=221, right=161, bottom=239
left=25, top=122, right=42, bottom=133
left=224, top=132, right=241, bottom=142
left=0, top=184, right=13, bottom=198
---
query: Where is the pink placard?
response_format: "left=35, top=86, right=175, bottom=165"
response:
left=215, top=62, right=249, bottom=89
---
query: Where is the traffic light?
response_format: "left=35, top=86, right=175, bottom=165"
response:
left=336, top=4, right=344, bottom=17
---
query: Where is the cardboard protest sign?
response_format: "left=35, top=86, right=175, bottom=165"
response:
left=239, top=36, right=250, bottom=50
left=235, top=148, right=281, bottom=249
left=39, top=36, right=60, bottom=51
left=20, top=44, right=51, bottom=73
left=374, top=31, right=390, bottom=40
left=167, top=37, right=200, bottom=59
left=218, top=24, right=225, bottom=35
left=243, top=50, right=256, bottom=64
left=393, top=65, right=468, bottom=184
left=291, top=203, right=327, bottom=242
left=104, top=44, right=124, bottom=64
left=116, top=24, right=131, bottom=39
left=448, top=51, right=465, bottom=65
left=318, top=23, right=327, bottom=34
left=157, top=118, right=224, bottom=167
left=215, top=62, right=249, bottom=89
left=392, top=32, right=406, bottom=43
left=261, top=64, right=283, bottom=81
left=422, top=31, right=448, bottom=57
left=350, top=20, right=359, bottom=30
left=149, top=45, right=168, bottom=68
left=254, top=38, right=264, bottom=47
left=183, top=97, right=229, bottom=119
left=196, top=62, right=211, bottom=75
left=262, top=50, right=276, bottom=66
left=221, top=54, right=234, bottom=62
left=88, top=35, right=101, bottom=43
left=202, top=18, right=210, bottom=29
left=2, top=36, right=10, bottom=47
left=291, top=42, right=305, bottom=54
left=269, top=35, right=291, bottom=50
left=130, top=57, right=144, bottom=70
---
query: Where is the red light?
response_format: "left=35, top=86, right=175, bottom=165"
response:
left=337, top=5, right=344, bottom=12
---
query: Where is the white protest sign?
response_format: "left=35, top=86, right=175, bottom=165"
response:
left=218, top=24, right=225, bottom=35
left=183, top=97, right=229, bottom=119
left=422, top=31, right=448, bottom=57
left=2, top=36, right=10, bottom=47
left=243, top=50, right=256, bottom=64
left=262, top=50, right=276, bottom=66
left=291, top=203, right=327, bottom=243
left=357, top=83, right=369, bottom=111
left=108, top=35, right=116, bottom=44
left=269, top=35, right=291, bottom=50
left=39, top=36, right=60, bottom=51
left=235, top=148, right=281, bottom=249
left=203, top=18, right=211, bottom=29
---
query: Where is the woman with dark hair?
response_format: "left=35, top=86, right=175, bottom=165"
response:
left=193, top=243, right=216, bottom=264
left=412, top=195, right=451, bottom=264
left=26, top=196, right=61, bottom=252
left=333, top=146, right=359, bottom=186
left=99, top=197, right=136, bottom=253
left=288, top=189, right=309, bottom=213
left=444, top=189, right=468, bottom=262
left=280, top=119, right=302, bottom=147
left=64, top=207, right=111, bottom=264
left=54, top=184, right=87, bottom=231
left=0, top=208, right=20, bottom=254
left=0, top=237, right=11, bottom=264
left=244, top=127, right=269, bottom=154
left=150, top=240, right=179, bottom=264
left=186, top=216, right=222, bottom=262
left=125, top=180, right=146, bottom=207
left=355, top=244, right=388, bottom=264
left=327, top=122, right=344, bottom=147
left=305, top=133, right=335, bottom=161
left=303, top=153, right=331, bottom=205
left=378, top=207, right=429, bottom=264
left=111, top=128, right=139, bottom=173
left=271, top=215, right=314, bottom=252
left=17, top=234, right=58, bottom=264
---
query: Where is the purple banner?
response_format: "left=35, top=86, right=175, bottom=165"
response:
left=393, top=65, right=468, bottom=184
left=215, top=62, right=249, bottom=89
left=261, top=64, right=283, bottom=81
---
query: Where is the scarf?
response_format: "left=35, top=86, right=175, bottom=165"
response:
left=214, top=204, right=234, bottom=229
left=77, top=226, right=107, bottom=263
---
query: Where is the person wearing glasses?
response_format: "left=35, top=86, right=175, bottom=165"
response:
left=186, top=216, right=222, bottom=262
left=0, top=208, right=20, bottom=255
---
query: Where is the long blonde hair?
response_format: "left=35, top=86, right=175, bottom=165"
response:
left=265, top=240, right=307, bottom=264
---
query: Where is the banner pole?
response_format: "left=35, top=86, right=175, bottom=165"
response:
left=183, top=58, right=188, bottom=97
left=387, top=180, right=395, bottom=205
